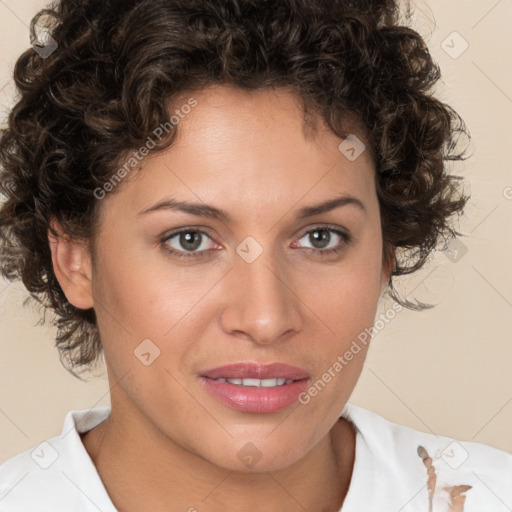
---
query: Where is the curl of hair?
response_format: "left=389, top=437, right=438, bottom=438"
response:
left=0, top=0, right=470, bottom=374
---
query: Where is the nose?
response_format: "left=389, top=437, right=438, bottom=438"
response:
left=219, top=246, right=303, bottom=346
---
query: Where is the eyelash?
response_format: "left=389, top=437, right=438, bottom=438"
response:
left=160, top=225, right=352, bottom=261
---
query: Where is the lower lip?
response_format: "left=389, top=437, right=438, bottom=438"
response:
left=199, top=377, right=310, bottom=413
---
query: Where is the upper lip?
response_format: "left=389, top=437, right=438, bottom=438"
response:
left=201, top=362, right=310, bottom=380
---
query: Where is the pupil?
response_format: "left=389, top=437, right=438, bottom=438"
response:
left=311, top=230, right=330, bottom=249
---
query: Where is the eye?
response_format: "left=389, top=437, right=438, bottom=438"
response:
left=160, top=225, right=352, bottom=261
left=161, top=229, right=217, bottom=260
left=292, top=226, right=351, bottom=256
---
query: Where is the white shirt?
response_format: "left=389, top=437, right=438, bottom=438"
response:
left=1, top=402, right=511, bottom=511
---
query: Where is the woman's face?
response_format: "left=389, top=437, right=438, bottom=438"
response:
left=88, top=85, right=392, bottom=472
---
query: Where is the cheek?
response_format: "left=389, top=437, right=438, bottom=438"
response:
left=92, top=239, right=201, bottom=335
left=313, top=240, right=384, bottom=333
left=301, top=246, right=383, bottom=404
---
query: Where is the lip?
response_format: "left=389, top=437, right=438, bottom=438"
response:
left=199, top=362, right=310, bottom=414
left=200, top=362, right=310, bottom=380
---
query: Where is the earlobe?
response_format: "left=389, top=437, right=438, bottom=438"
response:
left=48, top=217, right=94, bottom=310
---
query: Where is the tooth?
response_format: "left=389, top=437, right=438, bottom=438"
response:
left=222, top=378, right=292, bottom=387
left=242, top=378, right=261, bottom=387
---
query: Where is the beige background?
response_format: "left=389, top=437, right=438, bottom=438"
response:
left=0, top=0, right=511, bottom=463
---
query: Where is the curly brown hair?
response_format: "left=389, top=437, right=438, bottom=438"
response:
left=0, top=0, right=469, bottom=375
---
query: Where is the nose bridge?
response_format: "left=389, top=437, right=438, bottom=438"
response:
left=220, top=241, right=302, bottom=344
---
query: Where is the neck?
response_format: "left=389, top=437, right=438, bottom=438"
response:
left=81, top=400, right=356, bottom=512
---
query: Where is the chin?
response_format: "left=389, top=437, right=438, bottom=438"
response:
left=202, top=442, right=306, bottom=474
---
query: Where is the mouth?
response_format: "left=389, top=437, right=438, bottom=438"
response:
left=199, top=362, right=310, bottom=413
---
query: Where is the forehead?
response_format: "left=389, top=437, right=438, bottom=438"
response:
left=171, top=85, right=368, bottom=155
left=99, top=85, right=377, bottom=225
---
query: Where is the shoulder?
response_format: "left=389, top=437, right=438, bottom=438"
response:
left=341, top=402, right=512, bottom=512
left=0, top=407, right=115, bottom=512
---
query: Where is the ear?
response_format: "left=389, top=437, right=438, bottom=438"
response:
left=379, top=245, right=395, bottom=296
left=48, top=217, right=94, bottom=310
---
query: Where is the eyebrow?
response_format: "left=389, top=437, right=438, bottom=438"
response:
left=137, top=194, right=366, bottom=222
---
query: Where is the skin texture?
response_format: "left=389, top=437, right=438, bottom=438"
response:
left=49, top=85, right=394, bottom=512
